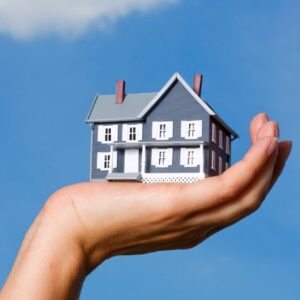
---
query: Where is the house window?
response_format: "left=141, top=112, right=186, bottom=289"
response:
left=188, top=123, right=195, bottom=138
left=225, top=162, right=230, bottom=170
left=104, top=128, right=112, bottom=142
left=98, top=125, right=118, bottom=143
left=152, top=122, right=173, bottom=140
left=218, top=156, right=223, bottom=174
left=212, top=123, right=217, bottom=143
left=104, top=154, right=111, bottom=169
left=159, top=124, right=167, bottom=139
left=211, top=150, right=216, bottom=170
left=187, top=150, right=195, bottom=166
left=226, top=136, right=230, bottom=154
left=180, top=148, right=201, bottom=167
left=123, top=124, right=143, bottom=142
left=181, top=120, right=202, bottom=139
left=97, top=152, right=117, bottom=171
left=158, top=151, right=166, bottom=166
left=129, top=126, right=136, bottom=141
left=219, top=130, right=223, bottom=149
left=151, top=148, right=173, bottom=168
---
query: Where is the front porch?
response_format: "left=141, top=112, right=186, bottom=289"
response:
left=105, top=140, right=207, bottom=183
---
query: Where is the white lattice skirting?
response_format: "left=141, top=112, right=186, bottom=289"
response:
left=142, top=173, right=205, bottom=184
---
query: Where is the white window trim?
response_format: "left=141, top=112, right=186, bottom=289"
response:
left=211, top=150, right=216, bottom=170
left=212, top=123, right=217, bottom=143
left=151, top=148, right=173, bottom=168
left=219, top=130, right=223, bottom=149
left=181, top=120, right=203, bottom=140
left=97, top=152, right=117, bottom=171
left=152, top=121, right=173, bottom=140
left=180, top=148, right=201, bottom=168
left=98, top=125, right=118, bottom=144
left=122, top=124, right=143, bottom=142
left=226, top=136, right=230, bottom=154
left=218, top=156, right=223, bottom=174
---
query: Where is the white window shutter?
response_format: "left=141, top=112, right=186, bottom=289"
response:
left=113, top=151, right=118, bottom=168
left=111, top=125, right=118, bottom=142
left=195, top=121, right=203, bottom=138
left=194, top=148, right=201, bottom=165
left=152, top=122, right=159, bottom=139
left=166, top=122, right=173, bottom=139
left=151, top=149, right=159, bottom=167
left=136, top=124, right=143, bottom=141
left=181, top=121, right=188, bottom=138
left=122, top=124, right=128, bottom=141
left=98, top=125, right=104, bottom=143
left=97, top=152, right=104, bottom=170
left=180, top=148, right=187, bottom=166
left=166, top=148, right=173, bottom=166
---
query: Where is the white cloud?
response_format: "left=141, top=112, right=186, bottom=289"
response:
left=0, top=0, right=177, bottom=40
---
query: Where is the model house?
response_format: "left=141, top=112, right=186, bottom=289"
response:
left=86, top=73, right=238, bottom=183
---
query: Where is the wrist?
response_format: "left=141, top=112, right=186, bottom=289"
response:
left=1, top=200, right=88, bottom=300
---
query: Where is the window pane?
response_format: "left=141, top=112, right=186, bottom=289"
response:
left=218, top=156, right=223, bottom=174
left=211, top=150, right=216, bottom=170
left=212, top=123, right=216, bottom=142
left=226, top=136, right=230, bottom=154
left=219, top=130, right=223, bottom=149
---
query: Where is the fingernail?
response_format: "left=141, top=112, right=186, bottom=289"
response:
left=260, top=121, right=279, bottom=138
left=267, top=137, right=278, bottom=156
left=261, top=113, right=269, bottom=122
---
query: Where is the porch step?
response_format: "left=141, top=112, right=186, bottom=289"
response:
left=106, top=173, right=142, bottom=182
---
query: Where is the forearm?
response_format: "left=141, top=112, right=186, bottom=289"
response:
left=0, top=208, right=87, bottom=300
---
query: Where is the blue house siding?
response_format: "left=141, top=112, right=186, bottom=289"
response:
left=91, top=80, right=211, bottom=179
left=208, top=116, right=231, bottom=177
left=91, top=123, right=124, bottom=180
left=145, top=147, right=202, bottom=174
left=141, top=80, right=210, bottom=175
left=143, top=81, right=210, bottom=142
left=88, top=75, right=237, bottom=182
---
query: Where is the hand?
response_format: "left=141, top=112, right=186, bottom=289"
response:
left=0, top=114, right=292, bottom=300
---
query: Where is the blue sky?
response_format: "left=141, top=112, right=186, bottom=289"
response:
left=0, top=0, right=299, bottom=299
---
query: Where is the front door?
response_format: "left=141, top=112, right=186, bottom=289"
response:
left=124, top=149, right=139, bottom=173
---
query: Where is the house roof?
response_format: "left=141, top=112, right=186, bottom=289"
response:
left=86, top=73, right=239, bottom=139
left=86, top=92, right=157, bottom=123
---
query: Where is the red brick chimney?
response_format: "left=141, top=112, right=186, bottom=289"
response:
left=116, top=80, right=125, bottom=104
left=193, top=74, right=203, bottom=97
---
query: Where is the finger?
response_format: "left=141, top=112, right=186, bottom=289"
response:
left=268, top=140, right=292, bottom=191
left=256, top=120, right=279, bottom=140
left=217, top=135, right=278, bottom=201
left=201, top=142, right=278, bottom=227
left=249, top=113, right=269, bottom=143
left=181, top=134, right=278, bottom=213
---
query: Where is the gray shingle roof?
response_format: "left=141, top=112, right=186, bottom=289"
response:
left=85, top=73, right=238, bottom=139
left=86, top=92, right=157, bottom=123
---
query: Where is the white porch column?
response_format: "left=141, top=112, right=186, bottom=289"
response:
left=141, top=145, right=146, bottom=174
left=109, top=145, right=114, bottom=173
left=199, top=143, right=204, bottom=175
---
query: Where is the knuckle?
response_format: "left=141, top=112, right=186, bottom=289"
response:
left=43, top=185, right=77, bottom=214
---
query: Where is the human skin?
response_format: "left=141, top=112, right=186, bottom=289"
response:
left=0, top=114, right=292, bottom=300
